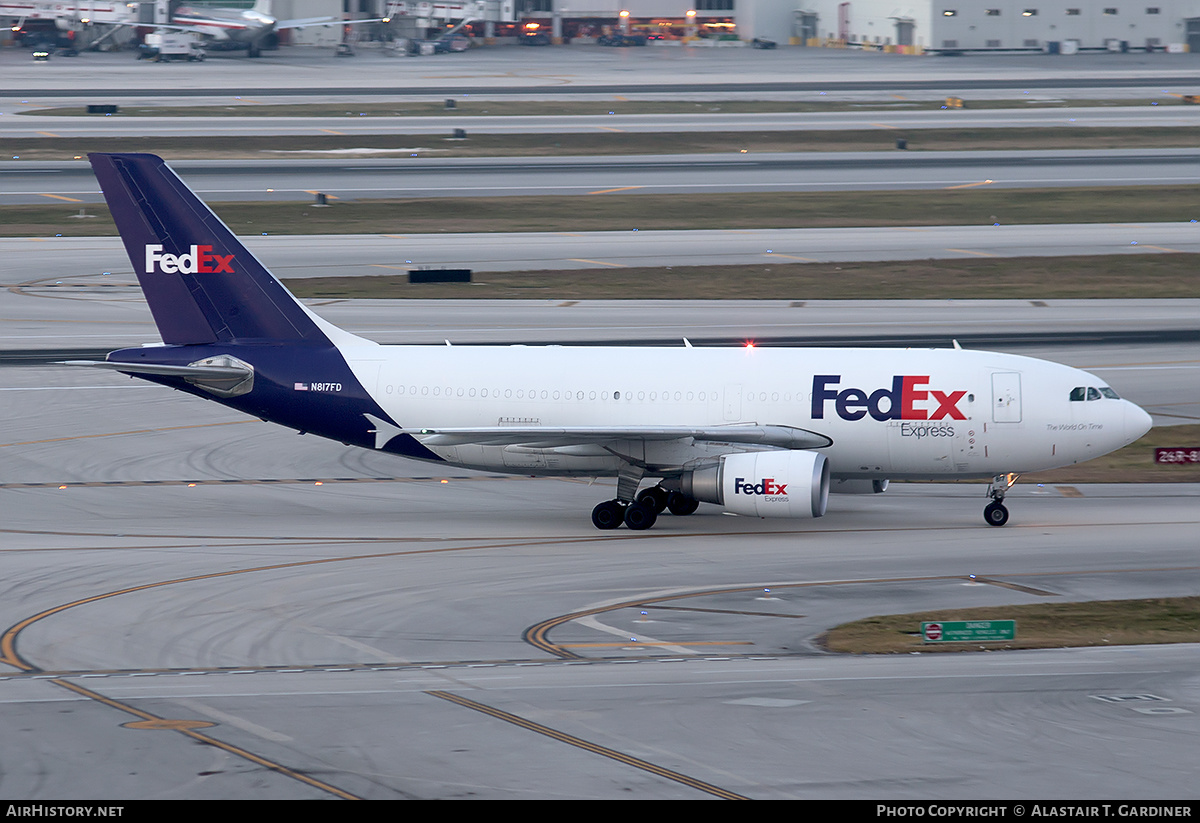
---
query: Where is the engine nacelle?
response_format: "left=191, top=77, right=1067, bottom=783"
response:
left=674, top=450, right=830, bottom=518
left=831, top=478, right=889, bottom=495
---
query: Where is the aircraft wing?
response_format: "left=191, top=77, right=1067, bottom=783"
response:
left=414, top=424, right=832, bottom=450
left=150, top=23, right=220, bottom=33
left=276, top=16, right=388, bottom=29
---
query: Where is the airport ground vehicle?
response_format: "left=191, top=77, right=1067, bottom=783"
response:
left=138, top=32, right=205, bottom=61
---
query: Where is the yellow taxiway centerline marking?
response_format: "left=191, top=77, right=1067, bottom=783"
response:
left=588, top=185, right=643, bottom=194
left=567, top=258, right=627, bottom=267
left=37, top=131, right=60, bottom=137
left=945, top=180, right=995, bottom=190
left=764, top=252, right=819, bottom=262
left=558, top=641, right=753, bottom=648
left=318, top=128, right=345, bottom=135
left=428, top=690, right=748, bottom=800
left=0, top=419, right=253, bottom=449
left=1136, top=244, right=1184, bottom=253
left=870, top=122, right=899, bottom=130
left=38, top=194, right=83, bottom=202
left=945, top=248, right=997, bottom=257
left=49, top=679, right=362, bottom=800
left=594, top=126, right=625, bottom=132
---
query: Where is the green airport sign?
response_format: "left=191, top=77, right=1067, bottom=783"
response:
left=921, top=620, right=1016, bottom=643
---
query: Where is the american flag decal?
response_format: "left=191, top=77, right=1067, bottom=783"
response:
left=294, top=383, right=308, bottom=391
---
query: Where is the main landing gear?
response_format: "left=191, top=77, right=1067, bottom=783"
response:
left=984, top=473, right=1018, bottom=527
left=591, top=485, right=699, bottom=531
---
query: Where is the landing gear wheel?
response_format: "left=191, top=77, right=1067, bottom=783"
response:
left=591, top=500, right=626, bottom=530
left=666, top=492, right=699, bottom=516
left=636, top=486, right=668, bottom=514
left=984, top=501, right=1009, bottom=527
left=623, top=501, right=658, bottom=531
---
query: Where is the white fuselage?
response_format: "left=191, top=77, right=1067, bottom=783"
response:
left=339, top=343, right=1150, bottom=480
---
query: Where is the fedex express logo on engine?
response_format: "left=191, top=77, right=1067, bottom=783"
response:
left=734, top=478, right=787, bottom=496
left=812, top=375, right=967, bottom=421
left=144, top=244, right=235, bottom=275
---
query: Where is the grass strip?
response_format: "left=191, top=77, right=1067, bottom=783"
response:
left=8, top=186, right=1200, bottom=238
left=821, top=596, right=1200, bottom=654
left=1010, top=424, right=1200, bottom=484
left=10, top=125, right=1200, bottom=161
left=282, top=255, right=1200, bottom=300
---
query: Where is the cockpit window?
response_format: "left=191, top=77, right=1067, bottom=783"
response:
left=1069, top=387, right=1086, bottom=401
left=1100, top=387, right=1120, bottom=399
left=1086, top=387, right=1101, bottom=401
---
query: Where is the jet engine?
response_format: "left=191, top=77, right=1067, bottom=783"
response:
left=669, top=450, right=830, bottom=518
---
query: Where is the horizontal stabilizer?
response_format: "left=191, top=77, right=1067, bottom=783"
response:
left=61, top=360, right=251, bottom=380
left=62, top=355, right=255, bottom=398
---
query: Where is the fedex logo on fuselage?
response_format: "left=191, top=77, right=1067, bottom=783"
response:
left=812, top=375, right=967, bottom=422
left=144, top=244, right=234, bottom=275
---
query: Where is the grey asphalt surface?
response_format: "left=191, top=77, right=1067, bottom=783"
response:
left=7, top=105, right=1200, bottom=138
left=7, top=149, right=1200, bottom=203
left=2, top=358, right=1198, bottom=799
left=7, top=43, right=1200, bottom=97
left=5, top=223, right=1200, bottom=282
left=2, top=43, right=1199, bottom=801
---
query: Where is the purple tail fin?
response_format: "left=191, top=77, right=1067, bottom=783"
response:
left=90, top=153, right=327, bottom=346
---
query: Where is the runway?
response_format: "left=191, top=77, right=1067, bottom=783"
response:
left=5, top=222, right=1200, bottom=281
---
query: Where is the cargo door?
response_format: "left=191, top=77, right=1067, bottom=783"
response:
left=992, top=372, right=1022, bottom=423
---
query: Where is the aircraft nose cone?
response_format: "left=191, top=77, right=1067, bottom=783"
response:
left=1124, top=401, right=1153, bottom=444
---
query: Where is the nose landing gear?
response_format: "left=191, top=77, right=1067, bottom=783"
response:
left=984, top=473, right=1018, bottom=527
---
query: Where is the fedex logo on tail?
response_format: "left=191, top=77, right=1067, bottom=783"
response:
left=144, top=244, right=235, bottom=275
left=812, top=375, right=967, bottom=422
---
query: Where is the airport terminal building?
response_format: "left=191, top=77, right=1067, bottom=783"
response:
left=328, top=0, right=1200, bottom=51
left=7, top=0, right=1200, bottom=51
left=507, top=0, right=1200, bottom=50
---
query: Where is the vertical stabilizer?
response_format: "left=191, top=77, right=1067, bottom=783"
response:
left=90, top=153, right=329, bottom=346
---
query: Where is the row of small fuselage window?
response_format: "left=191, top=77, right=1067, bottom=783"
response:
left=383, top=385, right=803, bottom=403
left=1069, top=386, right=1120, bottom=401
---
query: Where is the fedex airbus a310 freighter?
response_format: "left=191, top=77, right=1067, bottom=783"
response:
left=71, top=154, right=1153, bottom=530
